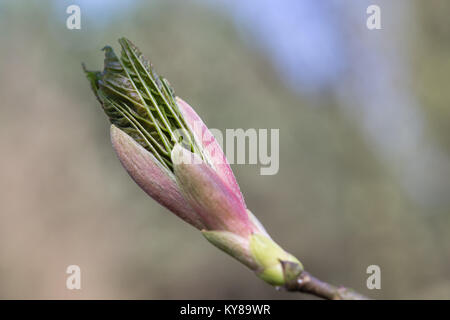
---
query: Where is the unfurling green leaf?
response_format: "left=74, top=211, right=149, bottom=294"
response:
left=83, top=37, right=202, bottom=172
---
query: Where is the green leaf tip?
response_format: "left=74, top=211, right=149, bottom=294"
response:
left=250, top=233, right=303, bottom=286
left=202, top=230, right=304, bottom=287
left=280, top=260, right=304, bottom=289
left=83, top=37, right=202, bottom=172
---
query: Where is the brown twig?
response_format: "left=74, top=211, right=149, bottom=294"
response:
left=284, top=268, right=369, bottom=300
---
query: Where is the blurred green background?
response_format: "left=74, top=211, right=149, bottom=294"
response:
left=0, top=0, right=449, bottom=299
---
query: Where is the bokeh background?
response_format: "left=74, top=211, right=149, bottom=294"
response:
left=0, top=0, right=449, bottom=299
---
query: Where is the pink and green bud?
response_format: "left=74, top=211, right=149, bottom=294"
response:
left=171, top=143, right=255, bottom=237
left=84, top=38, right=303, bottom=287
left=110, top=125, right=205, bottom=230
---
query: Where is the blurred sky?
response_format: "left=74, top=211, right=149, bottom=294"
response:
left=205, top=0, right=450, bottom=207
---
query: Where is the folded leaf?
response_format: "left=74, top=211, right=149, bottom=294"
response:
left=83, top=38, right=202, bottom=173
left=171, top=144, right=254, bottom=237
left=176, top=97, right=246, bottom=208
left=111, top=125, right=205, bottom=230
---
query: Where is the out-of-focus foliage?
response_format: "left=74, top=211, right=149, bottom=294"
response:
left=0, top=0, right=448, bottom=299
